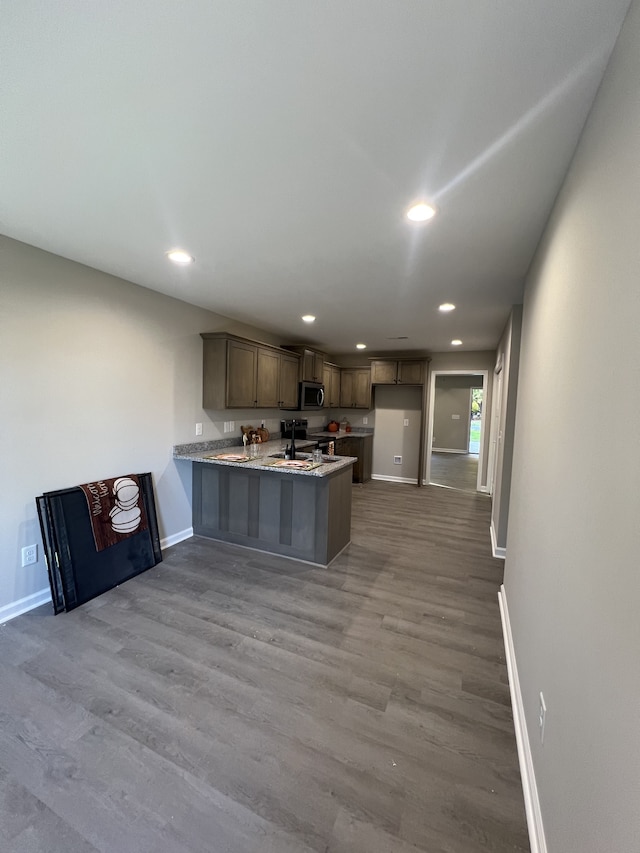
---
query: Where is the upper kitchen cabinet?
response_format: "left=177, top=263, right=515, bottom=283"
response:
left=370, top=359, right=425, bottom=385
left=277, top=351, right=300, bottom=409
left=322, top=362, right=341, bottom=408
left=202, top=333, right=300, bottom=409
left=340, top=367, right=371, bottom=409
left=284, top=346, right=326, bottom=383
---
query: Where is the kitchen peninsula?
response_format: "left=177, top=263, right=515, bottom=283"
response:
left=174, top=439, right=356, bottom=566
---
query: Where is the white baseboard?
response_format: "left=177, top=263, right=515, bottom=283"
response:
left=0, top=587, right=52, bottom=624
left=490, top=520, right=506, bottom=559
left=498, top=585, right=547, bottom=853
left=161, top=526, right=193, bottom=549
left=371, top=474, right=418, bottom=485
left=431, top=447, right=468, bottom=453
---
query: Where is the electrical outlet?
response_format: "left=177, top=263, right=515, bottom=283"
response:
left=362, top=417, right=368, bottom=425
left=393, top=455, right=402, bottom=464
left=195, top=422, right=203, bottom=436
left=229, top=421, right=235, bottom=431
left=403, top=418, right=409, bottom=427
left=539, top=692, right=546, bottom=743
left=21, top=544, right=38, bottom=566
left=223, top=421, right=230, bottom=433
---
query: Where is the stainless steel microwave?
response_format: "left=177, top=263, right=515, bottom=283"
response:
left=298, top=381, right=325, bottom=410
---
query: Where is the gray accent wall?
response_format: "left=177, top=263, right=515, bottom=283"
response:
left=503, top=1, right=640, bottom=849
left=371, top=385, right=422, bottom=481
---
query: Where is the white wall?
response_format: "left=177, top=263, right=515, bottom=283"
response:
left=503, top=1, right=640, bottom=850
left=490, top=306, right=522, bottom=554
left=0, top=237, right=315, bottom=620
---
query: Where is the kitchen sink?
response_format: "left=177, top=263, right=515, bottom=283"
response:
left=267, top=452, right=339, bottom=463
left=268, top=452, right=312, bottom=460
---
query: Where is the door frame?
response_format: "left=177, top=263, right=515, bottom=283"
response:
left=424, top=369, right=489, bottom=492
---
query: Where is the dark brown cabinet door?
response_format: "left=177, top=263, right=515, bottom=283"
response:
left=279, top=353, right=300, bottom=408
left=340, top=368, right=370, bottom=408
left=312, top=351, right=324, bottom=383
left=335, top=434, right=372, bottom=483
left=397, top=360, right=424, bottom=384
left=256, top=347, right=280, bottom=408
left=339, top=370, right=355, bottom=407
left=301, top=348, right=325, bottom=383
left=370, top=360, right=397, bottom=384
left=371, top=359, right=424, bottom=385
left=353, top=369, right=371, bottom=408
left=323, top=363, right=341, bottom=408
left=226, top=340, right=258, bottom=407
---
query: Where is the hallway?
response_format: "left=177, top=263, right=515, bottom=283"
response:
left=430, top=451, right=480, bottom=492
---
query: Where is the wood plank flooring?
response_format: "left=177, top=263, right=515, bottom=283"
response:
left=0, top=481, right=529, bottom=852
left=430, top=451, right=480, bottom=492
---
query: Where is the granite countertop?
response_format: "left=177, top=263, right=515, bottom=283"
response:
left=173, top=438, right=356, bottom=477
left=308, top=429, right=373, bottom=439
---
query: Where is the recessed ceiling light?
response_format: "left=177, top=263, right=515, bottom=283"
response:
left=166, top=249, right=194, bottom=265
left=301, top=314, right=316, bottom=323
left=406, top=202, right=436, bottom=222
left=451, top=339, right=463, bottom=346
left=356, top=343, right=367, bottom=350
left=439, top=303, right=455, bottom=312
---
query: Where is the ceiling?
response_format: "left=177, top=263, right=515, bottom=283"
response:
left=1, top=1, right=631, bottom=354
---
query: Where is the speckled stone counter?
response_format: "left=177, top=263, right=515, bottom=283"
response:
left=173, top=438, right=355, bottom=477
left=173, top=439, right=356, bottom=566
left=306, top=428, right=374, bottom=440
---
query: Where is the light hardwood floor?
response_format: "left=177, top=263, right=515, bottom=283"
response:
left=0, top=481, right=529, bottom=852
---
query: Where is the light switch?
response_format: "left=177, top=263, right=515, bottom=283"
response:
left=403, top=418, right=409, bottom=427
left=452, top=414, right=460, bottom=420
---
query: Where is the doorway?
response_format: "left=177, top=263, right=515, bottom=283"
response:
left=425, top=371, right=488, bottom=492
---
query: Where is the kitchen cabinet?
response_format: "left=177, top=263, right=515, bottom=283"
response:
left=370, top=359, right=425, bottom=385
left=278, top=352, right=300, bottom=408
left=339, top=367, right=371, bottom=409
left=322, top=362, right=341, bottom=408
left=335, top=434, right=373, bottom=483
left=256, top=347, right=298, bottom=408
left=284, top=346, right=326, bottom=383
left=190, top=452, right=354, bottom=566
left=202, top=333, right=300, bottom=409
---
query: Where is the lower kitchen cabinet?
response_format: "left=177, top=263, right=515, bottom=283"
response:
left=335, top=434, right=373, bottom=483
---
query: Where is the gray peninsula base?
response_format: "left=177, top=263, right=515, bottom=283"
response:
left=192, top=462, right=353, bottom=566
